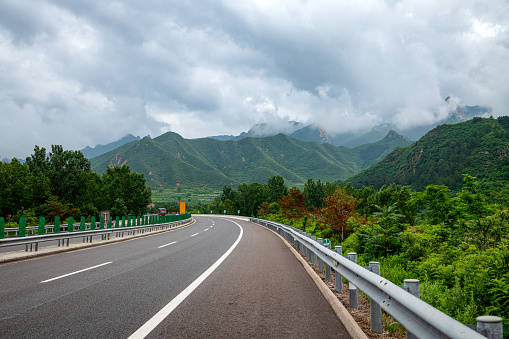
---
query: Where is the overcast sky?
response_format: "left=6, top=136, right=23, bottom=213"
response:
left=1, top=0, right=508, bottom=159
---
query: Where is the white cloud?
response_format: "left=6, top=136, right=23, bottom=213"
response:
left=0, top=0, right=508, bottom=158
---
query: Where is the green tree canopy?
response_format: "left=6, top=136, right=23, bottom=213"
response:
left=101, top=165, right=152, bottom=216
left=267, top=175, right=288, bottom=203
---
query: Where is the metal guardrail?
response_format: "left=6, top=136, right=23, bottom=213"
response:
left=0, top=217, right=192, bottom=252
left=251, top=218, right=503, bottom=339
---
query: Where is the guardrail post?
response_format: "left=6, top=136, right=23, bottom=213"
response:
left=324, top=241, right=331, bottom=281
left=404, top=279, right=420, bottom=339
left=404, top=279, right=420, bottom=298
left=0, top=217, right=4, bottom=239
left=19, top=217, right=26, bottom=237
left=91, top=216, right=96, bottom=230
left=348, top=252, right=358, bottom=308
left=100, top=217, right=104, bottom=230
left=80, top=216, right=86, bottom=232
left=317, top=238, right=324, bottom=273
left=122, top=216, right=126, bottom=228
left=115, top=216, right=120, bottom=228
left=68, top=217, right=73, bottom=233
left=370, top=262, right=382, bottom=333
left=311, top=236, right=317, bottom=266
left=334, top=246, right=343, bottom=292
left=127, top=216, right=131, bottom=228
left=477, top=316, right=503, bottom=339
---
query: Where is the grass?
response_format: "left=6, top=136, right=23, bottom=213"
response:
left=151, top=186, right=221, bottom=205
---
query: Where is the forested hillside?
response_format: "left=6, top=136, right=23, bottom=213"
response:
left=347, top=117, right=509, bottom=203
left=90, top=130, right=411, bottom=191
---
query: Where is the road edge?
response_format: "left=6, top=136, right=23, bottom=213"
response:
left=259, top=223, right=369, bottom=339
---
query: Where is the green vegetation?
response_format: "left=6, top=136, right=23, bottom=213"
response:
left=207, top=174, right=509, bottom=335
left=0, top=145, right=152, bottom=224
left=151, top=186, right=220, bottom=205
left=90, top=130, right=411, bottom=199
left=347, top=116, right=509, bottom=203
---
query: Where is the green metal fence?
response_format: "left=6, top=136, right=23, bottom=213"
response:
left=2, top=214, right=191, bottom=238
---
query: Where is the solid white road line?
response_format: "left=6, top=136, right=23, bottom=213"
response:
left=41, top=262, right=112, bottom=283
left=128, top=220, right=244, bottom=339
left=158, top=241, right=177, bottom=248
left=191, top=233, right=199, bottom=237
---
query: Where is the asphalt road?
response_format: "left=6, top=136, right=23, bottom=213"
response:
left=0, top=216, right=350, bottom=338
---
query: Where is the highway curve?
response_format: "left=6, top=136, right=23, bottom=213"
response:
left=0, top=216, right=351, bottom=338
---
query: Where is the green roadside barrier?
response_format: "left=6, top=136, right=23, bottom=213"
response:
left=19, top=217, right=26, bottom=237
left=38, top=217, right=45, bottom=235
left=91, top=216, right=96, bottom=230
left=68, top=217, right=73, bottom=232
left=0, top=217, right=4, bottom=239
left=54, top=216, right=60, bottom=233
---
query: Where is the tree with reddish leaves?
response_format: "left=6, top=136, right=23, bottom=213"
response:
left=38, top=196, right=79, bottom=223
left=257, top=201, right=276, bottom=217
left=315, top=188, right=361, bottom=241
left=278, top=187, right=307, bottom=223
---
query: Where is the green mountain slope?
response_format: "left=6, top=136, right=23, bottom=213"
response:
left=347, top=117, right=509, bottom=201
left=91, top=131, right=411, bottom=191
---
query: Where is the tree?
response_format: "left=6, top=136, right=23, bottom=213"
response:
left=456, top=174, right=488, bottom=220
left=101, top=165, right=152, bottom=216
left=0, top=159, right=33, bottom=217
left=220, top=185, right=236, bottom=203
left=237, top=182, right=269, bottom=217
left=278, top=187, right=307, bottom=223
left=267, top=175, right=287, bottom=203
left=110, top=198, right=128, bottom=218
left=366, top=204, right=405, bottom=257
left=223, top=199, right=235, bottom=215
left=46, top=145, right=91, bottom=206
left=410, top=184, right=455, bottom=225
left=315, top=188, right=361, bottom=241
left=38, top=196, right=79, bottom=222
left=257, top=201, right=277, bottom=217
left=24, top=145, right=49, bottom=177
left=304, top=178, right=326, bottom=209
left=25, top=145, right=92, bottom=207
left=209, top=197, right=222, bottom=214
left=367, top=184, right=415, bottom=224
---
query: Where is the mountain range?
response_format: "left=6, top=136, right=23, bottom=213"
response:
left=346, top=116, right=509, bottom=202
left=207, top=104, right=491, bottom=147
left=90, top=130, right=412, bottom=191
left=81, top=134, right=141, bottom=159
